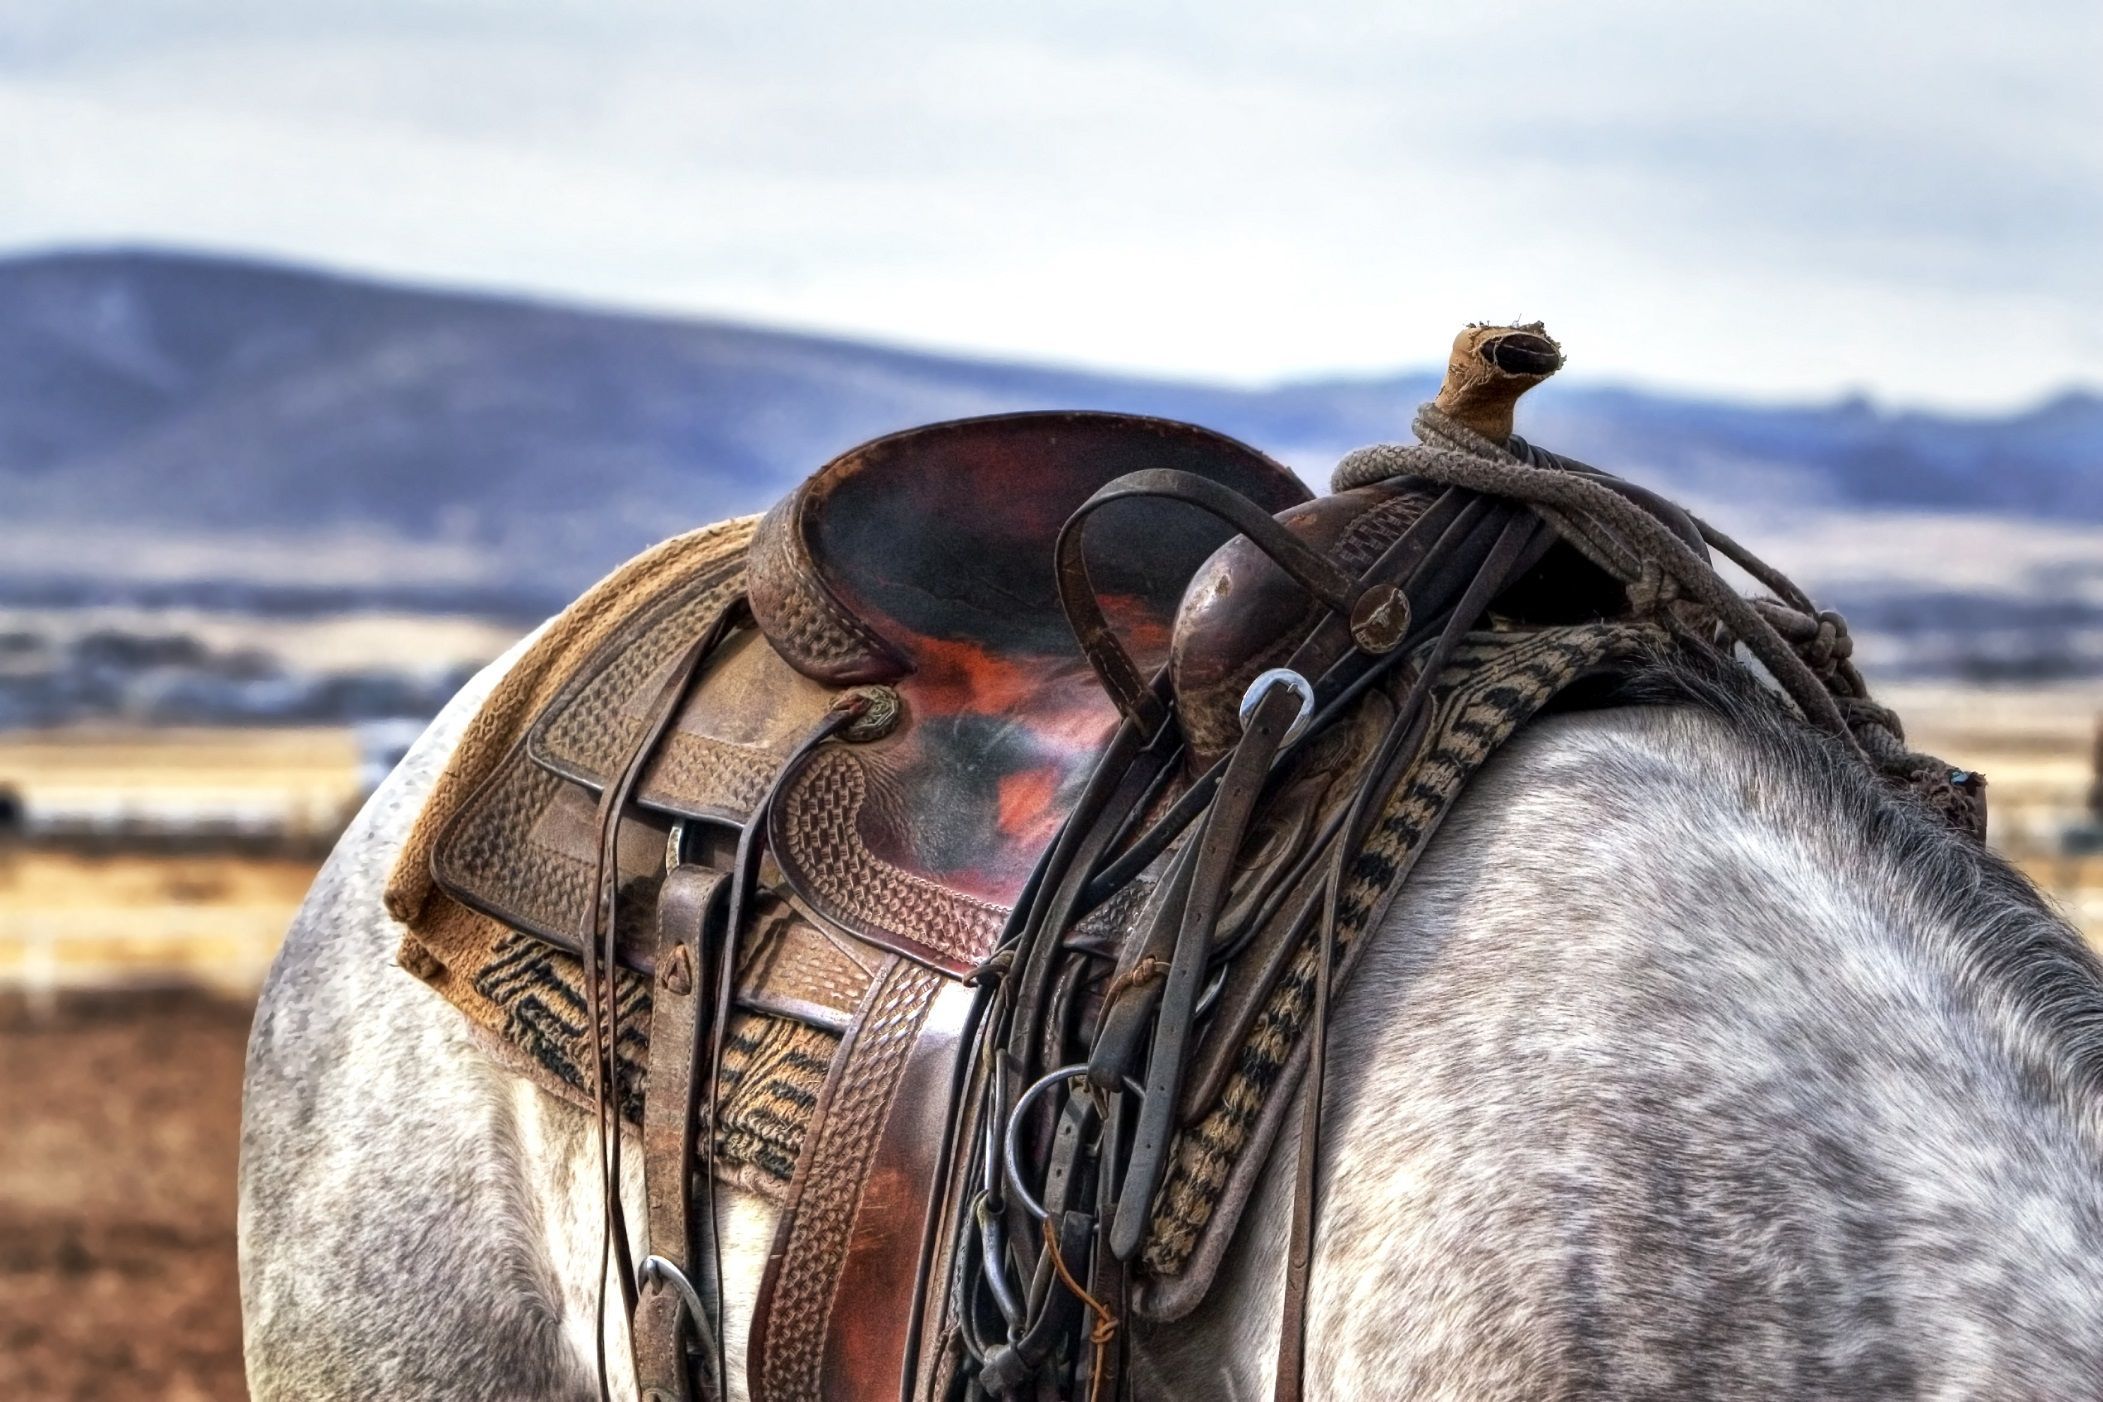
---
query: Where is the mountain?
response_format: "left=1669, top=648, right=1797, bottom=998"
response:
left=1, top=246, right=2097, bottom=623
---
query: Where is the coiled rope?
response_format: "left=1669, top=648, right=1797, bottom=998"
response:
left=1335, top=404, right=1986, bottom=839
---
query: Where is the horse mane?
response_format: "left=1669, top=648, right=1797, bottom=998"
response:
left=1601, top=643, right=2103, bottom=1141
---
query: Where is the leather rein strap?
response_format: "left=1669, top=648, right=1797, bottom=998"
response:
left=635, top=865, right=730, bottom=1402
left=1055, top=469, right=1413, bottom=740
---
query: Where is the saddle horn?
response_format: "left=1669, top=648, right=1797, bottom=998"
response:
left=1167, top=322, right=1565, bottom=764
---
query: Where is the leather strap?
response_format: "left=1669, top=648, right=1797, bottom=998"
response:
left=1111, top=678, right=1304, bottom=1259
left=634, top=864, right=732, bottom=1402
left=584, top=601, right=747, bottom=1397
left=749, top=955, right=947, bottom=1401
left=1057, top=469, right=1407, bottom=739
left=1272, top=511, right=1546, bottom=1400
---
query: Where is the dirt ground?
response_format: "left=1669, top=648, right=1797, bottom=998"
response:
left=0, top=988, right=251, bottom=1401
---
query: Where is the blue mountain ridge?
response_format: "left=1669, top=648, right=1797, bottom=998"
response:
left=1, top=246, right=2096, bottom=608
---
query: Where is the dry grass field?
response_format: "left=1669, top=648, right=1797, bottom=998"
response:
left=0, top=685, right=2095, bottom=1399
left=0, top=729, right=348, bottom=995
left=0, top=989, right=250, bottom=1401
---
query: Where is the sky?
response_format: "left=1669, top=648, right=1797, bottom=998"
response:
left=2, top=1, right=2099, bottom=410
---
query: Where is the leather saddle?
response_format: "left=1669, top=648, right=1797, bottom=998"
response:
left=437, top=412, right=1309, bottom=978
left=428, top=411, right=1324, bottom=1401
left=420, top=324, right=1964, bottom=1400
left=429, top=397, right=1669, bottom=1402
left=426, top=376, right=1738, bottom=1402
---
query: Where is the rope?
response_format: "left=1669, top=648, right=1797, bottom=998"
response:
left=1337, top=405, right=1864, bottom=756
left=1040, top=1218, right=1119, bottom=1402
left=1332, top=403, right=1987, bottom=840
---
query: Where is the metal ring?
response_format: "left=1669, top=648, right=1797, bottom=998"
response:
left=1000, top=1063, right=1091, bottom=1223
left=1239, top=667, right=1316, bottom=746
left=638, top=1255, right=709, bottom=1338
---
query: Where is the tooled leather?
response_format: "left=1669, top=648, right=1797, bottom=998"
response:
left=738, top=896, right=880, bottom=1029
left=435, top=752, right=598, bottom=944
left=746, top=490, right=904, bottom=684
left=755, top=957, right=944, bottom=1402
left=637, top=732, right=781, bottom=823
left=773, top=746, right=1009, bottom=972
left=532, top=563, right=750, bottom=782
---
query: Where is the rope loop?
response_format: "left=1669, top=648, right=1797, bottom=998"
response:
left=1324, top=400, right=1985, bottom=841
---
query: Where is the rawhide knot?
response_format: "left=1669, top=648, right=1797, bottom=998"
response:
left=836, top=684, right=903, bottom=742
left=1894, top=755, right=1989, bottom=843
left=1626, top=561, right=1682, bottom=616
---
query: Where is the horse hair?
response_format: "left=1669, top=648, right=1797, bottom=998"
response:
left=1598, top=642, right=2103, bottom=1148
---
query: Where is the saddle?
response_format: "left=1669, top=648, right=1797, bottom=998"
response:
left=399, top=325, right=1981, bottom=1402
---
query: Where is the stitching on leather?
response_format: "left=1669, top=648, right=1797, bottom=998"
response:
left=758, top=961, right=943, bottom=1399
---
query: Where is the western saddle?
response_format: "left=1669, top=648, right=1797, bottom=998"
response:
left=413, top=325, right=1985, bottom=1400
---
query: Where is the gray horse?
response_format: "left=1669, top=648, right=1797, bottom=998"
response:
left=240, top=637, right=2103, bottom=1399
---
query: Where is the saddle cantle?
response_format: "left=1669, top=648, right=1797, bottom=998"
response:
left=397, top=326, right=1979, bottom=1402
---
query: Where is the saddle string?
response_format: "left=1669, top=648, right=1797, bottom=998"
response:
left=1109, top=675, right=1306, bottom=1257
left=581, top=602, right=746, bottom=1398
left=579, top=593, right=869, bottom=1402
left=957, top=475, right=1548, bottom=1395
left=703, top=693, right=868, bottom=1399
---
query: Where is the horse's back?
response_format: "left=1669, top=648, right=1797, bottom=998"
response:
left=1138, top=702, right=2103, bottom=1399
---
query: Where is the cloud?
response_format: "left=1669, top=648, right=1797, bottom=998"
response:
left=2, top=0, right=2098, bottom=408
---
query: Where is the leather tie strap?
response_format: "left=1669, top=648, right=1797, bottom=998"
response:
left=583, top=600, right=746, bottom=1399
left=1111, top=676, right=1306, bottom=1258
left=634, top=864, right=733, bottom=1402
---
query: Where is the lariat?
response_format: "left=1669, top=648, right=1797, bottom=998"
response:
left=1337, top=404, right=1986, bottom=840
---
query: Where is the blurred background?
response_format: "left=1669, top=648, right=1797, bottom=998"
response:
left=3, top=2, right=2099, bottom=1397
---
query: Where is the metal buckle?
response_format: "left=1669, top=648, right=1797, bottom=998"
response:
left=1238, top=668, right=1316, bottom=746
left=638, top=1254, right=710, bottom=1339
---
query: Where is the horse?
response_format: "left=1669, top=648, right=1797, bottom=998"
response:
left=240, top=625, right=2103, bottom=1399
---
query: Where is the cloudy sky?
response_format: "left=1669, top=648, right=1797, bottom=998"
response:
left=3, top=1, right=2098, bottom=408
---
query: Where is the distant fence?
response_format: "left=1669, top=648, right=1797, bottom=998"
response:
left=1, top=817, right=346, bottom=861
